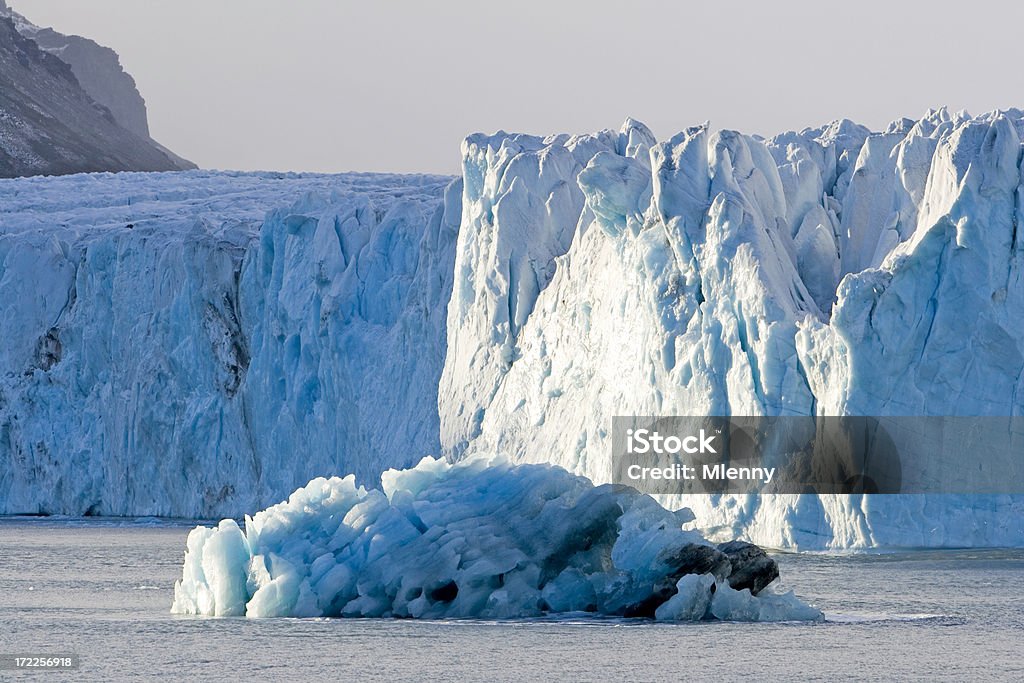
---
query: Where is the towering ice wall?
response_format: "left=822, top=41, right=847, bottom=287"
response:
left=2, top=111, right=1023, bottom=549
left=439, top=109, right=1024, bottom=549
left=0, top=171, right=459, bottom=517
left=441, top=128, right=622, bottom=455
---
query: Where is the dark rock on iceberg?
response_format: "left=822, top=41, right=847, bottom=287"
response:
left=718, top=541, right=780, bottom=595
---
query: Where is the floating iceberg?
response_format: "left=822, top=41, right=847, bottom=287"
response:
left=171, top=456, right=821, bottom=621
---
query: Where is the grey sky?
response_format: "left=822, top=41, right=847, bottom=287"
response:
left=11, top=0, right=1024, bottom=175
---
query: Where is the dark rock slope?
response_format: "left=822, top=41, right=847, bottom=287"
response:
left=0, top=1, right=194, bottom=177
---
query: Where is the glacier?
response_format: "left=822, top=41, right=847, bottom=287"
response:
left=0, top=170, right=459, bottom=516
left=440, top=109, right=1024, bottom=549
left=3, top=108, right=1024, bottom=550
left=171, top=455, right=821, bottom=622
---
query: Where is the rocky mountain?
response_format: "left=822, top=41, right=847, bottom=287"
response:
left=0, top=0, right=193, bottom=177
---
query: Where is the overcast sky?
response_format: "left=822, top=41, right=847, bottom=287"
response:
left=12, top=0, right=1024, bottom=175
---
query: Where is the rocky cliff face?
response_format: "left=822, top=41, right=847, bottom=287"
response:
left=26, top=26, right=150, bottom=139
left=0, top=1, right=193, bottom=177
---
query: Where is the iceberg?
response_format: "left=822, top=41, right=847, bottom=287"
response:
left=171, top=455, right=821, bottom=622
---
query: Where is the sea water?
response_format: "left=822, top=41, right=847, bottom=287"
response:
left=0, top=518, right=1020, bottom=681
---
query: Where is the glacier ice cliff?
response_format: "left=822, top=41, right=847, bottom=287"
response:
left=3, top=108, right=1024, bottom=549
left=438, top=109, right=1024, bottom=549
left=171, top=455, right=821, bottom=621
left=0, top=171, right=458, bottom=516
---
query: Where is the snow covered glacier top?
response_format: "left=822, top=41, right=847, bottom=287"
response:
left=2, top=109, right=1024, bottom=549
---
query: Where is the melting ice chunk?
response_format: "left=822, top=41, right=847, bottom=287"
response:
left=171, top=455, right=821, bottom=621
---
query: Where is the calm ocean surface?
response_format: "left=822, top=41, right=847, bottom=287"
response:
left=0, top=518, right=1020, bottom=681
